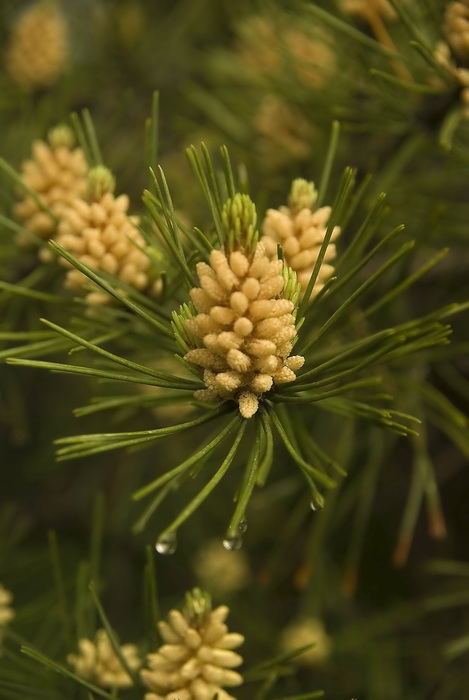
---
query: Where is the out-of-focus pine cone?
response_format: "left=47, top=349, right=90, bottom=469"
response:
left=5, top=1, right=69, bottom=91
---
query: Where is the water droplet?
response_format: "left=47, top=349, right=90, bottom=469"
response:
left=155, top=532, right=177, bottom=555
left=310, top=494, right=325, bottom=511
left=238, top=518, right=248, bottom=534
left=223, top=534, right=243, bottom=551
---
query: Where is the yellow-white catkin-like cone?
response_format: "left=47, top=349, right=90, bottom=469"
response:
left=184, top=241, right=304, bottom=419
left=0, top=585, right=15, bottom=628
left=5, top=1, right=69, bottom=91
left=443, top=1, right=469, bottom=63
left=55, top=167, right=155, bottom=305
left=67, top=629, right=140, bottom=689
left=280, top=617, right=332, bottom=667
left=141, top=592, right=244, bottom=700
left=339, top=0, right=397, bottom=21
left=14, top=125, right=88, bottom=244
left=262, top=179, right=340, bottom=299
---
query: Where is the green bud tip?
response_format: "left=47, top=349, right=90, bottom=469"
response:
left=184, top=587, right=212, bottom=624
left=87, top=165, right=116, bottom=200
left=47, top=124, right=76, bottom=150
left=222, top=193, right=258, bottom=253
left=288, top=178, right=317, bottom=214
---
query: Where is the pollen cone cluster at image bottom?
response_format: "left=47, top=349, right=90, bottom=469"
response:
left=184, top=241, right=304, bottom=418
left=141, top=604, right=244, bottom=700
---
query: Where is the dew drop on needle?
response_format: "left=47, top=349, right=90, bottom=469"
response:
left=156, top=532, right=177, bottom=555
left=223, top=534, right=243, bottom=551
left=238, top=518, right=248, bottom=534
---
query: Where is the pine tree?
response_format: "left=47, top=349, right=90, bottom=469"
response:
left=1, top=2, right=469, bottom=700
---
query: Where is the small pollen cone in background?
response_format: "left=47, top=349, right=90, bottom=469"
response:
left=280, top=617, right=332, bottom=667
left=13, top=125, right=88, bottom=245
left=236, top=14, right=335, bottom=89
left=114, top=0, right=146, bottom=50
left=339, top=0, right=412, bottom=81
left=254, top=95, right=313, bottom=167
left=236, top=14, right=336, bottom=168
left=0, top=585, right=15, bottom=628
left=54, top=165, right=158, bottom=305
left=141, top=588, right=244, bottom=700
left=338, top=0, right=398, bottom=21
left=434, top=1, right=469, bottom=121
left=183, top=194, right=304, bottom=419
left=443, top=1, right=469, bottom=64
left=262, top=178, right=340, bottom=299
left=67, top=629, right=141, bottom=689
left=192, top=540, right=250, bottom=594
left=5, top=0, right=69, bottom=91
